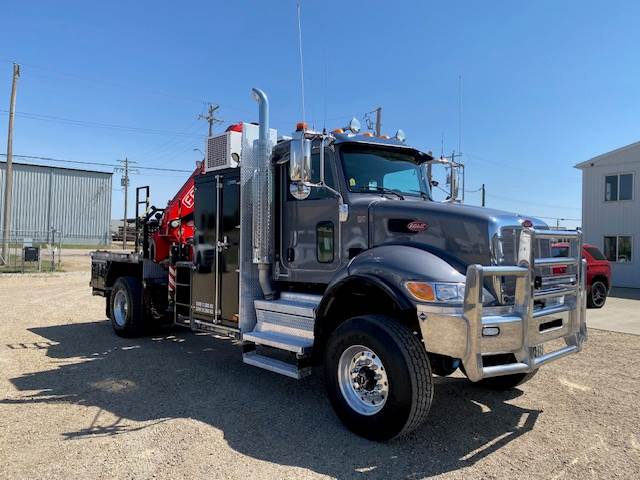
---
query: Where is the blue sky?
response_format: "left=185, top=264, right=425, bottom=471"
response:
left=1, top=0, right=639, bottom=228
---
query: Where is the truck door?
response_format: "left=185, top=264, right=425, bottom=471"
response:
left=280, top=147, right=341, bottom=282
left=218, top=173, right=240, bottom=323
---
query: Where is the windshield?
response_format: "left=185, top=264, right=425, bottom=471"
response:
left=340, top=145, right=430, bottom=199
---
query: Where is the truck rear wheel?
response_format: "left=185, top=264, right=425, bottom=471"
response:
left=110, top=276, right=145, bottom=337
left=324, top=315, right=433, bottom=441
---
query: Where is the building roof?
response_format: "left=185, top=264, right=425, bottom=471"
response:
left=575, top=140, right=640, bottom=169
left=0, top=160, right=112, bottom=176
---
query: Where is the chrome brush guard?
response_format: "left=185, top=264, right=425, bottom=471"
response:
left=419, top=228, right=587, bottom=382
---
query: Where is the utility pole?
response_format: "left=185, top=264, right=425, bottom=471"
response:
left=481, top=183, right=486, bottom=207
left=115, top=158, right=137, bottom=250
left=198, top=103, right=222, bottom=137
left=2, top=63, right=20, bottom=265
left=374, top=107, right=382, bottom=136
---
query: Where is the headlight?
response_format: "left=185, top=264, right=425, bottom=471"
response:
left=405, top=281, right=466, bottom=303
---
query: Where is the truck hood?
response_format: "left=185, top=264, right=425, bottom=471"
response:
left=368, top=200, right=547, bottom=268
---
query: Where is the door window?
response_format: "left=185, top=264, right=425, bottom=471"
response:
left=288, top=150, right=335, bottom=201
left=317, top=222, right=335, bottom=263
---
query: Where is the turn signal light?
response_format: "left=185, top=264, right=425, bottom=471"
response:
left=405, top=282, right=435, bottom=302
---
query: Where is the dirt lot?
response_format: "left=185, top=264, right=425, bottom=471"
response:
left=1, top=271, right=640, bottom=479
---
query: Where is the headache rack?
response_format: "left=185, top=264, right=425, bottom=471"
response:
left=420, top=228, right=587, bottom=382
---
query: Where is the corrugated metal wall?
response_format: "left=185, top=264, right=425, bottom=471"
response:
left=0, top=162, right=112, bottom=245
left=580, top=145, right=640, bottom=288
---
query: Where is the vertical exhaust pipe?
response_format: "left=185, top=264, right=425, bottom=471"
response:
left=251, top=88, right=275, bottom=300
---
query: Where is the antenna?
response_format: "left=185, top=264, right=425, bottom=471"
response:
left=458, top=74, right=462, bottom=155
left=296, top=0, right=306, bottom=124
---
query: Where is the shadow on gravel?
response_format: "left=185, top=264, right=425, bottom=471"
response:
left=5, top=320, right=540, bottom=479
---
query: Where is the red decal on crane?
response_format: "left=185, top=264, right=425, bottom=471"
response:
left=182, top=185, right=195, bottom=209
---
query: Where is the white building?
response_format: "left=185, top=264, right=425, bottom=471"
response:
left=576, top=142, right=639, bottom=288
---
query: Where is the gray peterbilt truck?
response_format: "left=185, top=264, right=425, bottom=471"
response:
left=90, top=88, right=587, bottom=441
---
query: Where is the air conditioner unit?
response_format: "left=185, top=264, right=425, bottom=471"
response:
left=205, top=130, right=241, bottom=173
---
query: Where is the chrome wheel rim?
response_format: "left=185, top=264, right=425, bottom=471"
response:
left=592, top=282, right=606, bottom=306
left=113, top=290, right=129, bottom=327
left=337, top=345, right=389, bottom=416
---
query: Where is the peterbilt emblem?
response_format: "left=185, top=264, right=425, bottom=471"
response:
left=407, top=221, right=428, bottom=232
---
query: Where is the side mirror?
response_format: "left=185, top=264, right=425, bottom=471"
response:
left=290, top=138, right=311, bottom=183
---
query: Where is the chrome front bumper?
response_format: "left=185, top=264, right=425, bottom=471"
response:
left=418, top=228, right=587, bottom=382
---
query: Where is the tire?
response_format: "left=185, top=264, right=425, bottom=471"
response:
left=110, top=276, right=145, bottom=337
left=587, top=280, right=607, bottom=309
left=324, top=315, right=433, bottom=441
left=475, top=370, right=538, bottom=390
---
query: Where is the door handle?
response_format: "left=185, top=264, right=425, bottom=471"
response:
left=217, top=235, right=230, bottom=252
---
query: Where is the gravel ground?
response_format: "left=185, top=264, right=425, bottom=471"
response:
left=1, top=272, right=640, bottom=479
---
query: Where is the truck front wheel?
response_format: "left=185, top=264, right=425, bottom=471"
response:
left=110, top=276, right=145, bottom=337
left=324, top=315, right=433, bottom=441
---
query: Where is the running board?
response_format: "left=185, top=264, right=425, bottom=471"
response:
left=242, top=351, right=311, bottom=379
left=242, top=330, right=313, bottom=354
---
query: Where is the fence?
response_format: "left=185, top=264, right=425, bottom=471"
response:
left=0, top=229, right=108, bottom=273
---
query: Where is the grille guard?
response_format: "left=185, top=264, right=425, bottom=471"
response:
left=418, top=228, right=587, bottom=382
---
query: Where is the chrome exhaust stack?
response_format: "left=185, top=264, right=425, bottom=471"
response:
left=251, top=88, right=275, bottom=300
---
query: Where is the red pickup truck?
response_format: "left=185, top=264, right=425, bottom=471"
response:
left=552, top=243, right=611, bottom=308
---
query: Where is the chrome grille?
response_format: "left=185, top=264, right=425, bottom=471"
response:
left=496, top=227, right=579, bottom=306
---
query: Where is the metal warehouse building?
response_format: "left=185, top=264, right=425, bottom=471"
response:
left=576, top=142, right=640, bottom=288
left=0, top=161, right=112, bottom=245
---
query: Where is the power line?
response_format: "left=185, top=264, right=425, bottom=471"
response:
left=2, top=58, right=371, bottom=130
left=0, top=153, right=192, bottom=173
left=484, top=192, right=580, bottom=211
left=1, top=58, right=213, bottom=105
left=0, top=109, right=204, bottom=138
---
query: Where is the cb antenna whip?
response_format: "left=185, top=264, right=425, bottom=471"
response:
left=297, top=0, right=306, bottom=124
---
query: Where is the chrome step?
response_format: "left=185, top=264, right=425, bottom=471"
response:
left=242, top=330, right=313, bottom=354
left=254, top=295, right=319, bottom=318
left=242, top=351, right=310, bottom=379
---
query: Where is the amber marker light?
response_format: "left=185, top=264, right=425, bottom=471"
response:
left=405, top=281, right=436, bottom=302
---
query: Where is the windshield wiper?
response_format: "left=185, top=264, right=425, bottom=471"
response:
left=408, top=189, right=430, bottom=200
left=357, top=186, right=405, bottom=200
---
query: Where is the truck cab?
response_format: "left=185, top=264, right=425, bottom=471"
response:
left=91, top=88, right=587, bottom=441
